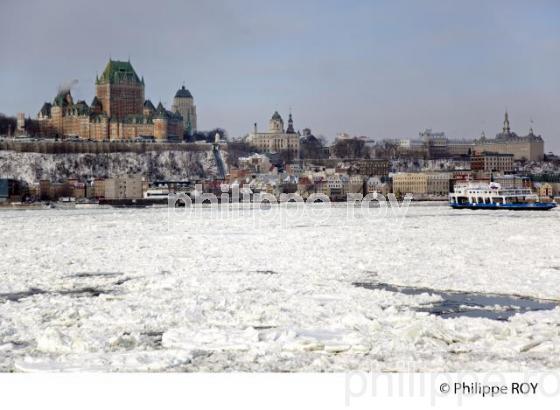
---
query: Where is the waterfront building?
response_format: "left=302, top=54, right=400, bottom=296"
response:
left=324, top=174, right=345, bottom=199
left=37, top=180, right=72, bottom=201
left=366, top=176, right=390, bottom=195
left=392, top=172, right=451, bottom=197
left=0, top=179, right=22, bottom=203
left=247, top=111, right=300, bottom=157
left=536, top=182, right=554, bottom=198
left=392, top=173, right=427, bottom=196
left=104, top=175, right=145, bottom=200
left=426, top=173, right=452, bottom=196
left=37, top=60, right=184, bottom=141
left=345, top=175, right=365, bottom=194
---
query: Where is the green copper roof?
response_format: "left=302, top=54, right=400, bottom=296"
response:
left=175, top=85, right=193, bottom=99
left=97, top=59, right=142, bottom=85
left=53, top=90, right=73, bottom=107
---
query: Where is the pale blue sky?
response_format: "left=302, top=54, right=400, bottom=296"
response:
left=1, top=0, right=559, bottom=150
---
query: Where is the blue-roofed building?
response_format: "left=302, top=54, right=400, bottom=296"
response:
left=0, top=179, right=20, bottom=203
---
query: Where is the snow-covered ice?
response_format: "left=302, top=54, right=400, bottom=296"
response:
left=0, top=204, right=559, bottom=372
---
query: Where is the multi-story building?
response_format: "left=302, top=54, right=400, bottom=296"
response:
left=351, top=159, right=389, bottom=176
left=104, top=176, right=144, bottom=200
left=537, top=183, right=554, bottom=198
left=172, top=85, right=197, bottom=133
left=420, top=129, right=448, bottom=159
left=323, top=174, right=345, bottom=198
left=447, top=140, right=474, bottom=157
left=301, top=158, right=388, bottom=177
left=426, top=173, right=451, bottom=196
left=247, top=111, right=300, bottom=157
left=392, top=172, right=451, bottom=197
left=37, top=60, right=184, bottom=141
left=95, top=60, right=145, bottom=119
left=37, top=180, right=72, bottom=201
left=470, top=152, right=514, bottom=173
left=238, top=153, right=273, bottom=174
left=85, top=179, right=107, bottom=199
left=366, top=176, right=390, bottom=195
left=474, top=112, right=544, bottom=161
left=347, top=175, right=365, bottom=194
left=392, top=173, right=428, bottom=196
left=399, top=132, right=475, bottom=159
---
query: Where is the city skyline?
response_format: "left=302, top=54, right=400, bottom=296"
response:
left=1, top=0, right=559, bottom=150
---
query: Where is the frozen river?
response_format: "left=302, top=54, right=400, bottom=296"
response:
left=0, top=204, right=559, bottom=372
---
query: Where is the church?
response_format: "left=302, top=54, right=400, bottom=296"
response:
left=37, top=60, right=195, bottom=141
left=247, top=111, right=300, bottom=157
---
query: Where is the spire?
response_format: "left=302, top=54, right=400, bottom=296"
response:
left=286, top=112, right=295, bottom=134
left=529, top=117, right=534, bottom=135
left=503, top=109, right=510, bottom=134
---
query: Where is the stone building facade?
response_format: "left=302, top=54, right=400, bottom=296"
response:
left=392, top=172, right=451, bottom=196
left=474, top=112, right=544, bottom=161
left=104, top=176, right=145, bottom=200
left=37, top=60, right=184, bottom=141
left=172, top=85, right=197, bottom=133
left=470, top=152, right=514, bottom=173
left=247, top=111, right=300, bottom=157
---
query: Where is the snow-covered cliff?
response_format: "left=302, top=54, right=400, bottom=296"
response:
left=0, top=150, right=220, bottom=183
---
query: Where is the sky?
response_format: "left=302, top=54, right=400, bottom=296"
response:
left=1, top=0, right=559, bottom=150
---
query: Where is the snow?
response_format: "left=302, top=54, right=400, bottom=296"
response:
left=0, top=150, right=219, bottom=184
left=0, top=204, right=559, bottom=372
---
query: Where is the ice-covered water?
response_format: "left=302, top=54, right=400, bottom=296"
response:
left=1, top=204, right=559, bottom=372
left=353, top=282, right=558, bottom=321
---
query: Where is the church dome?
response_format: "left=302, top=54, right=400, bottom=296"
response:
left=175, top=85, right=193, bottom=99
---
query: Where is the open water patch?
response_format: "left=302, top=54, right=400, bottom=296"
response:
left=353, top=282, right=558, bottom=321
left=255, top=270, right=278, bottom=275
left=0, top=288, right=48, bottom=302
left=72, top=271, right=123, bottom=278
left=0, top=286, right=114, bottom=302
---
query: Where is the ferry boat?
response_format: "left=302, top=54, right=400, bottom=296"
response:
left=449, top=182, right=557, bottom=211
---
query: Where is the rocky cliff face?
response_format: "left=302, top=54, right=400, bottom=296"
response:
left=0, top=150, right=220, bottom=184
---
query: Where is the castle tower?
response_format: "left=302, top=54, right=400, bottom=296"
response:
left=269, top=111, right=284, bottom=133
left=172, top=85, right=197, bottom=133
left=16, top=113, right=25, bottom=133
left=95, top=59, right=144, bottom=119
